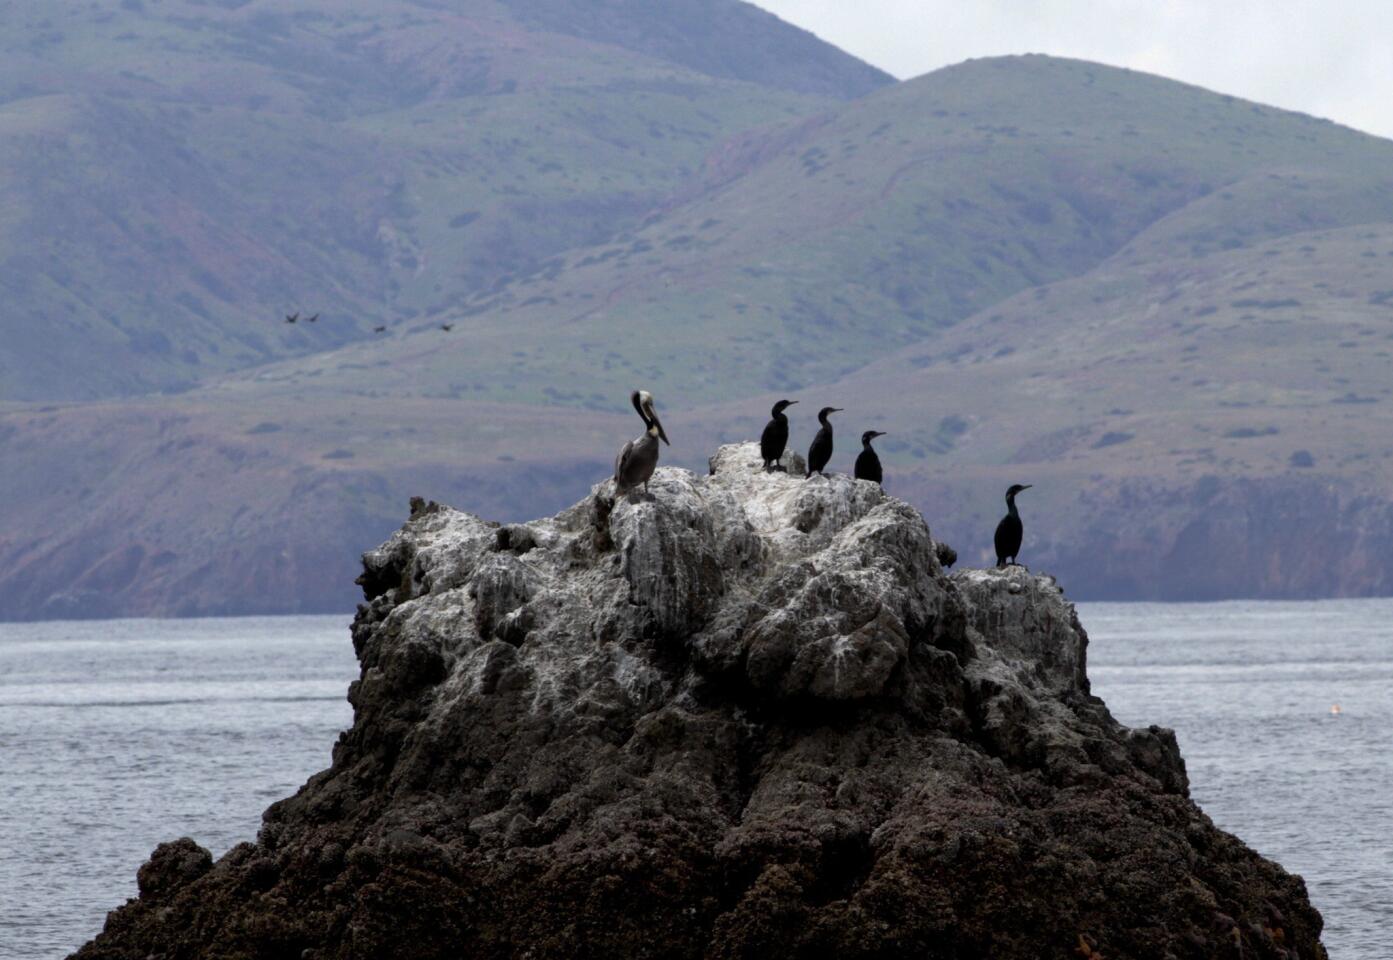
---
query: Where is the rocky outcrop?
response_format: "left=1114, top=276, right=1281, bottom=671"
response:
left=73, top=443, right=1325, bottom=960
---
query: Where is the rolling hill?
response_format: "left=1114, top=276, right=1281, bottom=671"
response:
left=3, top=3, right=1393, bottom=618
left=258, top=55, right=1393, bottom=409
left=0, top=0, right=886, bottom=401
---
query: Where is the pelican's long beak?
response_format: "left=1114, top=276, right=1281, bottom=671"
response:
left=649, top=409, right=670, bottom=445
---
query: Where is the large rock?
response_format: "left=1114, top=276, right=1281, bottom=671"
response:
left=73, top=443, right=1325, bottom=960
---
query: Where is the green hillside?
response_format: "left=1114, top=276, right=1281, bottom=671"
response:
left=243, top=56, right=1393, bottom=412
left=5, top=35, right=1393, bottom=617
left=0, top=0, right=883, bottom=401
left=496, top=0, right=891, bottom=98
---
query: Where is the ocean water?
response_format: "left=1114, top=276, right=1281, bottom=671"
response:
left=1082, top=599, right=1393, bottom=960
left=1, top=603, right=1387, bottom=959
left=0, top=616, right=356, bottom=960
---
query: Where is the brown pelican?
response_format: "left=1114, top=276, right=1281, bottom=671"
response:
left=759, top=399, right=797, bottom=471
left=854, top=430, right=885, bottom=484
left=994, top=484, right=1031, bottom=567
left=805, top=406, right=842, bottom=478
left=614, top=390, right=669, bottom=497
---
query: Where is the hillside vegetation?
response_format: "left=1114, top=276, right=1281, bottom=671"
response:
left=3, top=1, right=1393, bottom=617
left=0, top=0, right=883, bottom=401
left=285, top=55, right=1393, bottom=406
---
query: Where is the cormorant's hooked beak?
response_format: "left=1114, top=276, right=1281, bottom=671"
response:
left=872, top=431, right=887, bottom=438
left=1021, top=484, right=1032, bottom=491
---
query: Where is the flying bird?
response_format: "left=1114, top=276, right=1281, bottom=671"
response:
left=306, top=313, right=319, bottom=323
left=441, top=323, right=454, bottom=332
left=285, top=313, right=299, bottom=324
left=759, top=399, right=797, bottom=471
left=614, top=390, right=669, bottom=497
left=805, top=406, right=842, bottom=478
left=373, top=325, right=387, bottom=333
left=994, top=484, right=1032, bottom=567
left=854, top=430, right=885, bottom=484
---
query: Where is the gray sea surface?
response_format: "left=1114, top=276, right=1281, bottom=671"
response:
left=1, top=602, right=1387, bottom=958
left=0, top=616, right=356, bottom=960
left=1081, top=599, right=1393, bottom=960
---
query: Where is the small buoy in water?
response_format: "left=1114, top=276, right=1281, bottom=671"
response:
left=1330, top=703, right=1342, bottom=716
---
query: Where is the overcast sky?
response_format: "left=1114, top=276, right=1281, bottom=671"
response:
left=752, top=0, right=1393, bottom=140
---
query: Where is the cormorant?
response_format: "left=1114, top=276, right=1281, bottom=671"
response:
left=994, top=484, right=1032, bottom=567
left=441, top=323, right=455, bottom=332
left=306, top=313, right=319, bottom=323
left=854, top=430, right=886, bottom=484
left=373, top=325, right=387, bottom=333
left=805, top=406, right=842, bottom=478
left=285, top=313, right=298, bottom=324
left=614, top=390, right=669, bottom=497
left=759, top=399, right=798, bottom=471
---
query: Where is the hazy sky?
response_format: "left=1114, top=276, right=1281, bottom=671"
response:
left=751, top=0, right=1393, bottom=140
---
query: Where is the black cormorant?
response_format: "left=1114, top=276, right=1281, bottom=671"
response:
left=306, top=313, right=319, bottom=323
left=614, top=390, right=669, bottom=497
left=854, top=430, right=886, bottom=484
left=285, top=313, right=298, bottom=324
left=805, top=406, right=842, bottom=478
left=441, top=323, right=455, bottom=332
left=373, top=325, right=387, bottom=333
left=759, top=399, right=798, bottom=471
left=994, top=484, right=1032, bottom=567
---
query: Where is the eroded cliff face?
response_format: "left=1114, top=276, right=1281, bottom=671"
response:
left=74, top=444, right=1324, bottom=960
